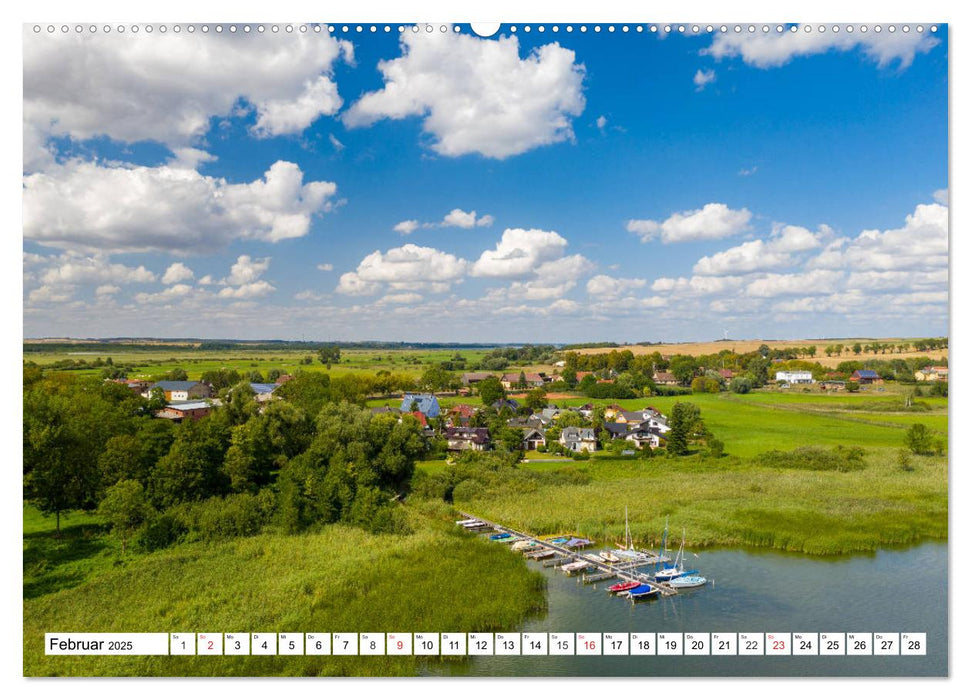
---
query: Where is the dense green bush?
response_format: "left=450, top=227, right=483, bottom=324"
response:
left=755, top=446, right=866, bottom=472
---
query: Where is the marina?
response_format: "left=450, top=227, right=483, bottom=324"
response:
left=457, top=511, right=684, bottom=597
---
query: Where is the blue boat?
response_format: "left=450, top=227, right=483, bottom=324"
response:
left=626, top=583, right=660, bottom=599
left=490, top=533, right=513, bottom=541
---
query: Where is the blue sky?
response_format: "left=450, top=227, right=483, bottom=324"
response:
left=22, top=23, right=948, bottom=342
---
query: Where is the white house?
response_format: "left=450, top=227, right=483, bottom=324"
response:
left=775, top=370, right=814, bottom=384
left=560, top=427, right=599, bottom=453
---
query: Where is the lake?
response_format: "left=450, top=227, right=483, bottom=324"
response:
left=428, top=542, right=947, bottom=677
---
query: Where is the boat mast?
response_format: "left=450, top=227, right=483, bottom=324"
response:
left=657, top=516, right=669, bottom=572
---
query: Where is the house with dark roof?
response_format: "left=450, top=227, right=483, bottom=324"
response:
left=371, top=406, right=402, bottom=416
left=560, top=427, right=598, bottom=452
left=445, top=426, right=490, bottom=452
left=851, top=369, right=882, bottom=385
left=492, top=398, right=520, bottom=411
left=602, top=422, right=629, bottom=440
left=461, top=372, right=494, bottom=386
left=602, top=422, right=663, bottom=449
left=144, top=380, right=211, bottom=402
left=399, top=393, right=441, bottom=417
left=522, top=427, right=546, bottom=451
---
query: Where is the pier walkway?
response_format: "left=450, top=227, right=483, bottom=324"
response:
left=458, top=511, right=679, bottom=596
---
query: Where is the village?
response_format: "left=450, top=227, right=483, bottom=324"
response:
left=103, top=357, right=950, bottom=459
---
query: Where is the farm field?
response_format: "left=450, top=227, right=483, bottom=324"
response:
left=23, top=503, right=544, bottom=677
left=23, top=347, right=494, bottom=381
left=571, top=338, right=947, bottom=369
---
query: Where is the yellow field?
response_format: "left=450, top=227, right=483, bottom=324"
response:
left=571, top=338, right=947, bottom=368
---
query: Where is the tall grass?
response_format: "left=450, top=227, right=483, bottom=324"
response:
left=452, top=450, right=946, bottom=556
left=24, top=508, right=545, bottom=676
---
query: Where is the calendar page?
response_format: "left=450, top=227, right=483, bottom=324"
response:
left=20, top=1, right=951, bottom=684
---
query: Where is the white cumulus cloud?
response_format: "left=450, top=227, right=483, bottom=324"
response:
left=744, top=269, right=845, bottom=297
left=808, top=203, right=947, bottom=273
left=442, top=208, right=494, bottom=229
left=627, top=203, right=752, bottom=244
left=343, top=29, right=585, bottom=158
left=218, top=281, right=276, bottom=299
left=586, top=274, right=647, bottom=298
left=471, top=228, right=569, bottom=278
left=134, top=284, right=194, bottom=304
left=337, top=244, right=468, bottom=296
left=23, top=28, right=353, bottom=165
left=39, top=255, right=157, bottom=286
left=703, top=25, right=939, bottom=69
left=394, top=220, right=421, bottom=235
left=225, top=255, right=271, bottom=286
left=162, top=262, right=194, bottom=285
left=24, top=160, right=338, bottom=254
left=692, top=224, right=828, bottom=275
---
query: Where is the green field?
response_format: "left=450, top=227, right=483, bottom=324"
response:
left=417, top=390, right=948, bottom=555
left=448, top=451, right=947, bottom=556
left=23, top=504, right=545, bottom=676
left=23, top=347, right=495, bottom=381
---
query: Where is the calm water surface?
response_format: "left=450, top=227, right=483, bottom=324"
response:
left=427, top=542, right=947, bottom=677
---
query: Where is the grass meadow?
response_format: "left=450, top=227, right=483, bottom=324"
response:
left=23, top=503, right=545, bottom=676
left=420, top=389, right=948, bottom=555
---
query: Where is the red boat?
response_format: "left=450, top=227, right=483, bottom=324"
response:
left=607, top=580, right=640, bottom=594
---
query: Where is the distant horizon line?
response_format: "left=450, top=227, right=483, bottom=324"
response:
left=22, top=335, right=949, bottom=347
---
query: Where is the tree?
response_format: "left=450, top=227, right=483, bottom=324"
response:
left=845, top=380, right=860, bottom=393
left=150, top=416, right=231, bottom=507
left=757, top=344, right=770, bottom=358
left=670, top=358, right=698, bottom=386
left=524, top=388, right=548, bottom=413
left=24, top=378, right=132, bottom=534
left=201, top=368, right=242, bottom=392
left=561, top=369, right=577, bottom=388
left=729, top=376, right=753, bottom=394
left=98, top=480, right=153, bottom=555
left=905, top=423, right=933, bottom=455
left=747, top=357, right=770, bottom=387
left=852, top=343, right=862, bottom=355
left=517, top=371, right=528, bottom=390
left=146, top=386, right=168, bottom=413
left=667, top=402, right=702, bottom=456
left=318, top=345, right=341, bottom=368
left=477, top=376, right=506, bottom=407
left=556, top=410, right=585, bottom=428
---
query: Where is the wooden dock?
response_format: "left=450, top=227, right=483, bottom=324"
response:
left=459, top=511, right=679, bottom=597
